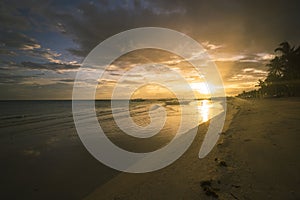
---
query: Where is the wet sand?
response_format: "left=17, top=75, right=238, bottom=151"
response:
left=85, top=98, right=300, bottom=199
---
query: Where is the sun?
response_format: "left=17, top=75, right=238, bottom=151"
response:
left=190, top=82, right=210, bottom=95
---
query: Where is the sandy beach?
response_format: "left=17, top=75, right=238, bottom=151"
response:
left=84, top=97, right=300, bottom=200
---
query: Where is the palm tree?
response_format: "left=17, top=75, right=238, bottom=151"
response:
left=255, top=79, right=266, bottom=98
left=266, top=56, right=284, bottom=78
left=240, top=42, right=300, bottom=98
left=272, top=42, right=300, bottom=96
left=275, top=42, right=295, bottom=56
left=274, top=42, right=299, bottom=80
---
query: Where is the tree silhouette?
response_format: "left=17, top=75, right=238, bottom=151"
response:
left=266, top=42, right=300, bottom=96
left=267, top=56, right=284, bottom=78
left=255, top=79, right=266, bottom=98
left=274, top=42, right=300, bottom=81
left=238, top=42, right=300, bottom=98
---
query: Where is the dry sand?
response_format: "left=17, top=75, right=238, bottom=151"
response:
left=217, top=97, right=300, bottom=199
left=85, top=97, right=300, bottom=200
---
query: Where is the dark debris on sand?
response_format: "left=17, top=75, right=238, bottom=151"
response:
left=214, top=158, right=228, bottom=167
left=200, top=180, right=220, bottom=199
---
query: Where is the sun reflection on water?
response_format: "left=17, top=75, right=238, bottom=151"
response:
left=198, top=100, right=209, bottom=122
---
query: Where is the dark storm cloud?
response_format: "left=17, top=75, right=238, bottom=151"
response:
left=21, top=61, right=80, bottom=72
left=39, top=0, right=300, bottom=56
left=1, top=0, right=300, bottom=57
left=0, top=73, right=34, bottom=84
left=57, top=78, right=75, bottom=83
left=0, top=0, right=76, bottom=62
left=0, top=31, right=40, bottom=54
left=49, top=0, right=187, bottom=57
left=0, top=0, right=31, bottom=30
left=163, top=0, right=300, bottom=52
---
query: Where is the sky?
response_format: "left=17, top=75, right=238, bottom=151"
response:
left=0, top=0, right=300, bottom=99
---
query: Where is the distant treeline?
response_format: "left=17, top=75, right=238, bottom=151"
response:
left=237, top=42, right=300, bottom=98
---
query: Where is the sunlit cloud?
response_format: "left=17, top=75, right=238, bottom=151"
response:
left=19, top=43, right=41, bottom=51
left=201, top=41, right=224, bottom=50
left=242, top=68, right=268, bottom=74
left=256, top=53, right=275, bottom=61
left=212, top=54, right=246, bottom=62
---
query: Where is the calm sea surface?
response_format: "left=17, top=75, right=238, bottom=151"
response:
left=0, top=100, right=224, bottom=199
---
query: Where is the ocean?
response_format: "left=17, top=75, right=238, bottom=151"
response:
left=0, top=100, right=224, bottom=199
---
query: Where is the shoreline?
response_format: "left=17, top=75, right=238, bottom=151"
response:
left=85, top=97, right=300, bottom=199
left=84, top=98, right=240, bottom=199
